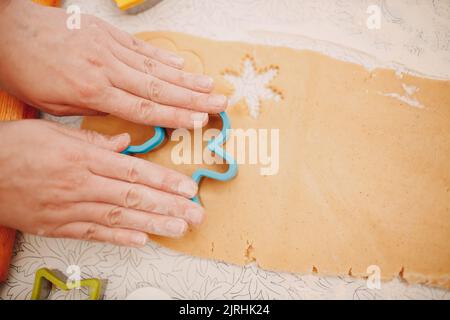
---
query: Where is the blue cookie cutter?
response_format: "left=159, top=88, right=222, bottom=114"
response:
left=121, top=126, right=166, bottom=155
left=121, top=112, right=238, bottom=204
left=191, top=112, right=238, bottom=203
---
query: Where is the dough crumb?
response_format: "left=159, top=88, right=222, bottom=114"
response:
left=399, top=266, right=405, bottom=279
left=244, top=241, right=256, bottom=263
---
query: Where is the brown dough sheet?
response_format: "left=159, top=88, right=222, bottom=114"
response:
left=82, top=32, right=450, bottom=288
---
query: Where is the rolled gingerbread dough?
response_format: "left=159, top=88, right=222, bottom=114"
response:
left=82, top=32, right=450, bottom=288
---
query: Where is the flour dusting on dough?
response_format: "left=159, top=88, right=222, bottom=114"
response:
left=379, top=83, right=424, bottom=108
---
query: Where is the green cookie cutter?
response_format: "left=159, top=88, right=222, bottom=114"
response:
left=31, top=267, right=103, bottom=300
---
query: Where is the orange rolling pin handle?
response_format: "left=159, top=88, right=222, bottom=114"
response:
left=32, top=0, right=61, bottom=6
left=0, top=0, right=59, bottom=283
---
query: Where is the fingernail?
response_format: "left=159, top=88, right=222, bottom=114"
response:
left=190, top=112, right=208, bottom=125
left=196, top=76, right=214, bottom=90
left=208, top=95, right=228, bottom=109
left=131, top=234, right=148, bottom=247
left=113, top=133, right=130, bottom=144
left=178, top=180, right=198, bottom=198
left=113, top=133, right=131, bottom=152
left=165, top=219, right=187, bottom=237
left=186, top=207, right=204, bottom=225
left=169, top=55, right=184, bottom=68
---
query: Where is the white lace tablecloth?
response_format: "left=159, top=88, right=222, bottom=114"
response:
left=1, top=0, right=449, bottom=300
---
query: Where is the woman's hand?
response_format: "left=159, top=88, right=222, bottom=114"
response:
left=0, top=120, right=204, bottom=247
left=0, top=0, right=227, bottom=128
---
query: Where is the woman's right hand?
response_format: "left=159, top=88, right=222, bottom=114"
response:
left=0, top=120, right=204, bottom=247
left=0, top=0, right=227, bottom=127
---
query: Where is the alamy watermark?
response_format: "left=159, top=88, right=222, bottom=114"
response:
left=366, top=265, right=381, bottom=289
left=366, top=4, right=382, bottom=30
left=66, top=5, right=81, bottom=30
left=66, top=264, right=81, bottom=289
left=171, top=121, right=280, bottom=176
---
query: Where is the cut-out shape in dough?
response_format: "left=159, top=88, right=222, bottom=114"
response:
left=223, top=55, right=283, bottom=118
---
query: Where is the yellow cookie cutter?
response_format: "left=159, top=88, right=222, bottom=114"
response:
left=113, top=0, right=162, bottom=13
left=31, top=267, right=103, bottom=300
left=113, top=0, right=145, bottom=11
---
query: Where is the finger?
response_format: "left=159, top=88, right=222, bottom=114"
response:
left=95, top=87, right=209, bottom=128
left=47, top=122, right=130, bottom=152
left=102, top=22, right=184, bottom=69
left=108, top=60, right=228, bottom=113
left=49, top=222, right=149, bottom=247
left=39, top=103, right=106, bottom=116
left=111, top=44, right=214, bottom=93
left=68, top=203, right=188, bottom=238
left=82, top=175, right=205, bottom=226
left=86, top=148, right=198, bottom=198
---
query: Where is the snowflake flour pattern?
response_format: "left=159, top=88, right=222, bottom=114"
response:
left=223, top=55, right=283, bottom=119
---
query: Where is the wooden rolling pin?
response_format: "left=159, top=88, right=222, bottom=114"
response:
left=0, top=0, right=60, bottom=282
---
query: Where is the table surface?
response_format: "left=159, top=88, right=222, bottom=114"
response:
left=1, top=0, right=449, bottom=300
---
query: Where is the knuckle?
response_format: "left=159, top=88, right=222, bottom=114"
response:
left=39, top=196, right=58, bottom=212
left=144, top=58, right=156, bottom=75
left=75, top=83, right=100, bottom=103
left=160, top=171, right=177, bottom=191
left=130, top=37, right=141, bottom=51
left=145, top=219, right=155, bottom=233
left=82, top=224, right=98, bottom=241
left=105, top=206, right=123, bottom=227
left=32, top=212, right=59, bottom=233
left=39, top=228, right=53, bottom=238
left=173, top=107, right=186, bottom=127
left=169, top=196, right=185, bottom=217
left=146, top=200, right=157, bottom=213
left=125, top=159, right=140, bottom=183
left=87, top=27, right=108, bottom=54
left=63, top=171, right=90, bottom=191
left=86, top=55, right=104, bottom=68
left=177, top=71, right=190, bottom=86
left=146, top=79, right=164, bottom=100
left=111, top=232, right=123, bottom=245
left=188, top=93, right=198, bottom=108
left=124, top=185, right=142, bottom=209
left=141, top=41, right=157, bottom=56
left=84, top=129, right=101, bottom=145
left=39, top=224, right=63, bottom=239
left=88, top=22, right=106, bottom=41
left=61, top=147, right=87, bottom=164
left=134, top=99, right=156, bottom=121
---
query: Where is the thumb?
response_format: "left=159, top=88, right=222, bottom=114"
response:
left=47, top=121, right=130, bottom=152
left=83, top=131, right=131, bottom=152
